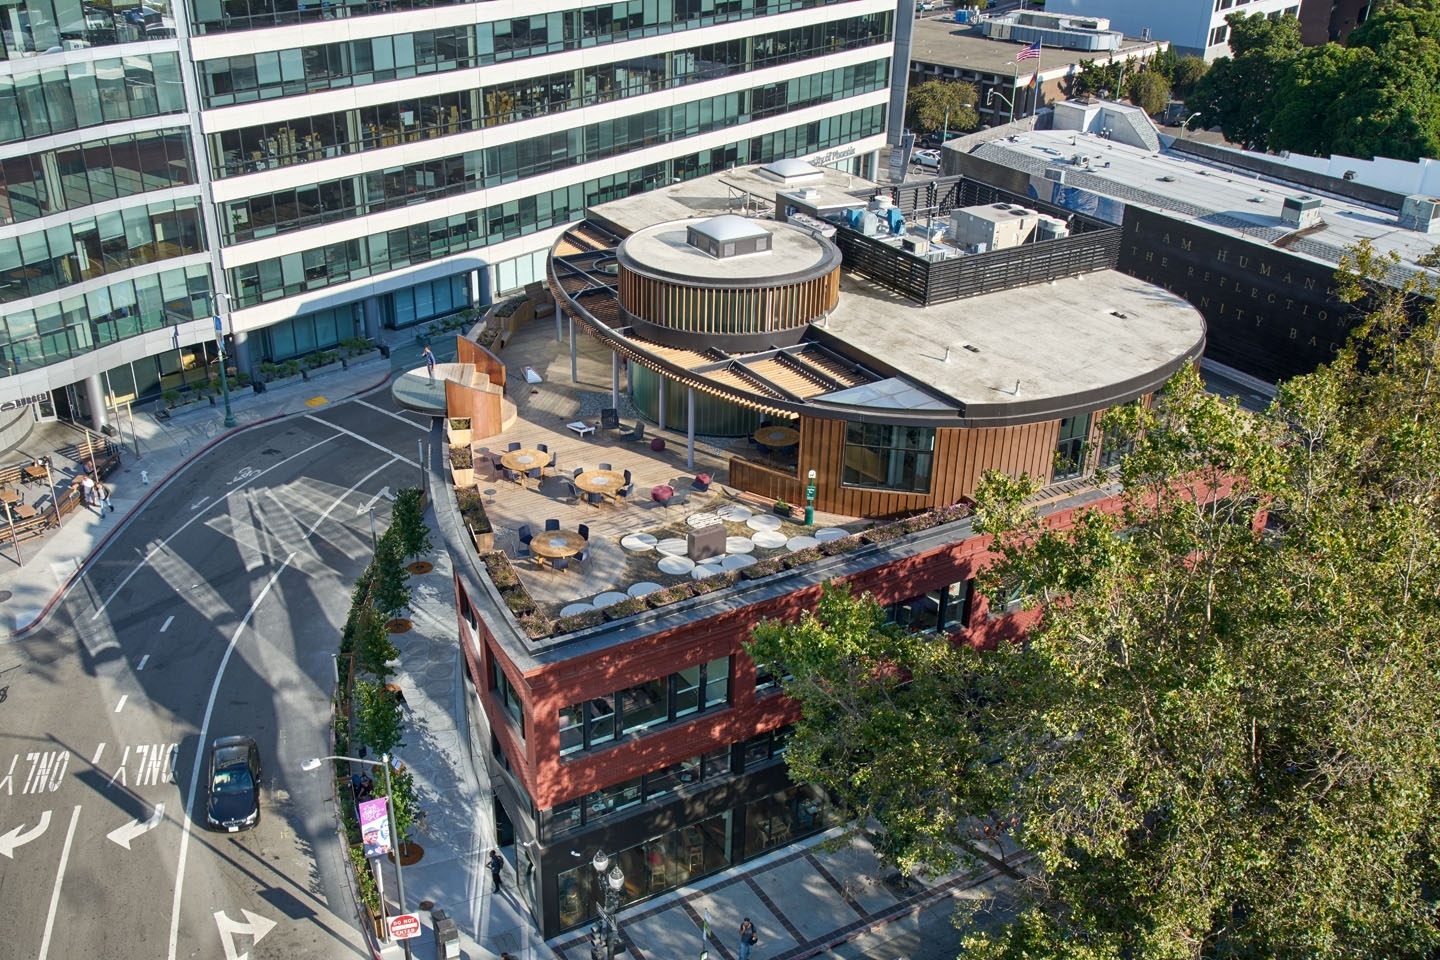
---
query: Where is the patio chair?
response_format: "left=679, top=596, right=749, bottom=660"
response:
left=562, top=480, right=579, bottom=501
left=573, top=467, right=585, bottom=479
left=552, top=556, right=570, bottom=573
left=517, top=525, right=534, bottom=556
left=503, top=467, right=522, bottom=484
left=537, top=443, right=549, bottom=453
left=625, top=421, right=646, bottom=442
left=599, top=462, right=613, bottom=471
left=651, top=485, right=674, bottom=509
left=586, top=491, right=606, bottom=508
left=575, top=546, right=589, bottom=565
left=623, top=469, right=633, bottom=483
left=600, top=408, right=621, bottom=431
left=526, top=467, right=542, bottom=483
left=545, top=518, right=560, bottom=532
left=578, top=523, right=590, bottom=541
left=508, top=441, right=522, bottom=452
left=547, top=450, right=558, bottom=469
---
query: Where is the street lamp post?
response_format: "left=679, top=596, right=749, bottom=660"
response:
left=1181, top=112, right=1202, bottom=137
left=204, top=292, right=238, bottom=429
left=987, top=87, right=1015, bottom=126
left=302, top=754, right=412, bottom=959
left=590, top=851, right=625, bottom=960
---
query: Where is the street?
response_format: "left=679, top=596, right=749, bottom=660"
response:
left=0, top=391, right=433, bottom=960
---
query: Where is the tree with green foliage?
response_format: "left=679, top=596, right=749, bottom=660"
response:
left=746, top=581, right=1000, bottom=876
left=353, top=678, right=406, bottom=757
left=905, top=79, right=979, bottom=135
left=1167, top=54, right=1209, bottom=98
left=1187, top=11, right=1303, bottom=149
left=372, top=762, right=419, bottom=851
left=352, top=600, right=398, bottom=683
left=390, top=487, right=433, bottom=562
left=1125, top=70, right=1170, bottom=116
left=752, top=238, right=1440, bottom=955
left=1071, top=57, right=1125, bottom=98
left=370, top=530, right=412, bottom=620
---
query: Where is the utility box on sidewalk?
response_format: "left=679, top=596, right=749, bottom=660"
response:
left=431, top=908, right=460, bottom=959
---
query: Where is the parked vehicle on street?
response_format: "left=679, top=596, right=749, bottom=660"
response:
left=205, top=735, right=261, bottom=832
left=911, top=149, right=941, bottom=169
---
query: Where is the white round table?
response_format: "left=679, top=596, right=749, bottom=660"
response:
left=621, top=533, right=658, bottom=552
left=746, top=513, right=783, bottom=532
left=786, top=535, right=819, bottom=551
left=691, top=564, right=722, bottom=579
left=751, top=529, right=788, bottom=548
left=687, top=512, right=723, bottom=528
left=592, top=591, right=629, bottom=608
left=559, top=603, right=595, bottom=617
left=716, top=504, right=753, bottom=522
left=656, top=538, right=689, bottom=557
left=720, top=554, right=756, bottom=571
left=657, top=555, right=696, bottom=575
left=627, top=581, right=663, bottom=598
left=813, top=527, right=848, bottom=542
left=725, top=536, right=755, bottom=554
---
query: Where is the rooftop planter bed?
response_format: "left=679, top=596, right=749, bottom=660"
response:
left=466, top=497, right=974, bottom=643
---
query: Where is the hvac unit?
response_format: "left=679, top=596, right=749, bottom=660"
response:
left=1281, top=194, right=1322, bottom=229
left=1398, top=195, right=1440, bottom=233
left=1044, top=167, right=1066, bottom=184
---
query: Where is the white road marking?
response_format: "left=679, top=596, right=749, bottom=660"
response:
left=90, top=434, right=341, bottom=620
left=137, top=654, right=150, bottom=671
left=214, top=908, right=277, bottom=960
left=355, top=398, right=430, bottom=429
left=160, top=615, right=174, bottom=632
left=36, top=806, right=78, bottom=960
left=90, top=743, right=105, bottom=766
left=355, top=485, right=395, bottom=515
left=0, top=808, right=51, bottom=857
left=305, top=414, right=420, bottom=466
left=113, top=695, right=127, bottom=713
left=107, top=802, right=165, bottom=849
left=189, top=497, right=210, bottom=511
left=168, top=557, right=294, bottom=960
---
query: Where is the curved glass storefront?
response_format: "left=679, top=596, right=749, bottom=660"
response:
left=630, top=364, right=762, bottom=437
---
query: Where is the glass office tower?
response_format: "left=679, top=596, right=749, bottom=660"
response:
left=0, top=0, right=895, bottom=423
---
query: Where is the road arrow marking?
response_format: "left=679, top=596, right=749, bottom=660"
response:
left=354, top=485, right=395, bottom=515
left=0, top=809, right=51, bottom=857
left=214, top=909, right=277, bottom=960
left=107, top=802, right=165, bottom=849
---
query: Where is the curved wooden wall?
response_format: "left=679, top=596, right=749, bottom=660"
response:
left=619, top=267, right=840, bottom=335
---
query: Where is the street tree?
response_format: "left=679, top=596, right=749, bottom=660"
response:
left=1125, top=71, right=1170, bottom=115
left=745, top=581, right=1001, bottom=877
left=905, top=80, right=978, bottom=135
left=1167, top=54, right=1209, bottom=98
left=390, top=486, right=433, bottom=562
left=353, top=678, right=406, bottom=757
left=1071, top=58, right=1124, bottom=98
left=370, top=529, right=412, bottom=620
left=1187, top=11, right=1303, bottom=149
left=352, top=600, right=398, bottom=683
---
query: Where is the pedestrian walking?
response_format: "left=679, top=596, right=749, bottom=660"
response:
left=738, top=918, right=757, bottom=960
left=489, top=849, right=504, bottom=892
left=79, top=474, right=96, bottom=507
left=98, top=482, right=114, bottom=514
left=423, top=345, right=436, bottom=381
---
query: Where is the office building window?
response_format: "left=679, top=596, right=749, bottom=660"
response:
left=842, top=422, right=934, bottom=492
left=490, top=658, right=526, bottom=740
left=559, top=656, right=731, bottom=754
left=883, top=579, right=972, bottom=634
left=1053, top=414, right=1090, bottom=481
left=0, top=53, right=184, bottom=145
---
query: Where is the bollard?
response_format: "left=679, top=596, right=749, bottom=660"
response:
left=141, top=470, right=149, bottom=485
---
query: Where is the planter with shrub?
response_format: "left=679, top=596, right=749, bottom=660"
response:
left=450, top=445, right=474, bottom=489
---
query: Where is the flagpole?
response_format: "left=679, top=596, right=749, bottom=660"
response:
left=1031, top=42, right=1042, bottom=118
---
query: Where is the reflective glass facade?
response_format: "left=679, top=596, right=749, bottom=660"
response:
left=0, top=127, right=193, bottom=225
left=0, top=261, right=211, bottom=374
left=219, top=60, right=888, bottom=241
left=198, top=12, right=890, bottom=107
left=0, top=52, right=185, bottom=144
left=0, top=0, right=174, bottom=59
left=631, top=363, right=764, bottom=436
left=189, top=0, right=479, bottom=35
left=228, top=104, right=884, bottom=305
left=0, top=194, right=205, bottom=303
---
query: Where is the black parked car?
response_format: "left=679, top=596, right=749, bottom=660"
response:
left=205, top=735, right=261, bottom=832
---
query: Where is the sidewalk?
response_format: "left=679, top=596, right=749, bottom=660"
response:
left=0, top=330, right=1028, bottom=960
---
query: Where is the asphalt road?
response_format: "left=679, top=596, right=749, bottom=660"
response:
left=0, top=389, right=434, bottom=960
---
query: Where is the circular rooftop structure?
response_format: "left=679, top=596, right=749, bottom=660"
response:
left=615, top=215, right=841, bottom=352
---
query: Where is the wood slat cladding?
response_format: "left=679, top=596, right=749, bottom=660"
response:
left=748, top=358, right=832, bottom=398
left=618, top=265, right=840, bottom=336
left=787, top=416, right=1060, bottom=519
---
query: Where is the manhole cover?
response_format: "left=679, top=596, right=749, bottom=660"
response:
left=419, top=899, right=435, bottom=911
left=387, top=618, right=413, bottom=634
left=0, top=590, right=12, bottom=603
left=407, top=561, right=434, bottom=575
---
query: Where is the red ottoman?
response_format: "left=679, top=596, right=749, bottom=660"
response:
left=650, top=437, right=666, bottom=452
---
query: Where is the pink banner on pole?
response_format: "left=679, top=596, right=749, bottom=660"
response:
left=360, top=797, right=391, bottom=859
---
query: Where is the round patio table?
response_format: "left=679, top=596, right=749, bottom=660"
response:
left=501, top=449, right=548, bottom=474
left=530, top=531, right=586, bottom=559
left=754, top=426, right=799, bottom=448
left=575, top=469, right=626, bottom=496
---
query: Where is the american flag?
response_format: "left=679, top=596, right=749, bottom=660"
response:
left=1016, top=41, right=1041, bottom=61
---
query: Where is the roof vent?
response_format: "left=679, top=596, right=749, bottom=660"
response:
left=1281, top=194, right=1322, bottom=229
left=1398, top=195, right=1440, bottom=234
left=686, top=215, right=772, bottom=259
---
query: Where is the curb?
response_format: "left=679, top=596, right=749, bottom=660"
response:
left=7, top=365, right=399, bottom=639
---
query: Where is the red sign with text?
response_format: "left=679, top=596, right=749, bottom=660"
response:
left=390, top=914, right=422, bottom=939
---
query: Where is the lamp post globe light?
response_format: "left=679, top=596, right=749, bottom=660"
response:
left=590, top=851, right=625, bottom=960
left=302, top=753, right=412, bottom=959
